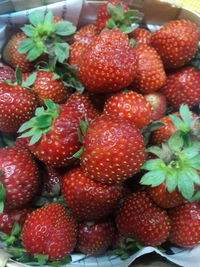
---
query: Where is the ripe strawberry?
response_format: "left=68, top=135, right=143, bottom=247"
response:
left=116, top=191, right=170, bottom=246
left=62, top=168, right=123, bottom=220
left=104, top=91, right=152, bottom=128
left=68, top=42, right=88, bottom=66
left=0, top=147, right=39, bottom=210
left=81, top=114, right=146, bottom=185
left=161, top=66, right=200, bottom=109
left=0, top=207, right=31, bottom=234
left=23, top=71, right=68, bottom=106
left=129, top=28, right=151, bottom=45
left=151, top=20, right=198, bottom=69
left=42, top=165, right=63, bottom=194
left=169, top=202, right=200, bottom=247
left=77, top=219, right=115, bottom=255
left=14, top=136, right=29, bottom=151
left=95, top=0, right=129, bottom=32
left=0, top=82, right=38, bottom=133
left=22, top=203, right=77, bottom=260
left=144, top=92, right=167, bottom=121
left=0, top=63, right=15, bottom=83
left=131, top=44, right=166, bottom=94
left=78, top=29, right=137, bottom=93
left=72, top=24, right=98, bottom=44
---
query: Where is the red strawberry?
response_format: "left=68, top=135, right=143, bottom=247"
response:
left=77, top=219, right=115, bottom=255
left=14, top=136, right=29, bottom=151
left=0, top=207, right=31, bottom=234
left=0, top=63, right=15, bottom=83
left=0, top=147, right=39, bottom=210
left=0, top=82, right=38, bottom=133
left=42, top=165, right=63, bottom=194
left=62, top=168, right=123, bottom=220
left=116, top=191, right=170, bottom=246
left=129, top=28, right=151, bottom=45
left=72, top=24, right=98, bottom=44
left=131, top=44, right=166, bottom=94
left=151, top=20, right=198, bottom=69
left=169, top=202, right=200, bottom=247
left=22, top=203, right=77, bottom=260
left=104, top=91, right=152, bottom=128
left=68, top=42, right=88, bottom=66
left=81, top=114, right=146, bottom=185
left=95, top=0, right=129, bottom=32
left=78, top=29, right=137, bottom=93
left=161, top=67, right=200, bottom=109
left=144, top=92, right=167, bottom=121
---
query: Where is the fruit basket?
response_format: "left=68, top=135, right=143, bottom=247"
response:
left=0, top=0, right=200, bottom=267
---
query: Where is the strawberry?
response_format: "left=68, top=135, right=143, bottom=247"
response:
left=0, top=63, right=15, bottom=83
left=24, top=71, right=68, bottom=106
left=68, top=42, right=88, bottom=66
left=169, top=202, right=200, bottom=247
left=81, top=114, right=146, bottom=185
left=22, top=203, right=77, bottom=260
left=0, top=147, right=39, bottom=210
left=161, top=66, right=200, bottom=109
left=151, top=20, right=198, bottom=69
left=62, top=168, right=123, bottom=220
left=129, top=28, right=151, bottom=45
left=72, top=24, right=98, bottom=44
left=104, top=91, right=152, bottom=128
left=0, top=82, right=38, bottom=133
left=77, top=219, right=115, bottom=255
left=0, top=207, right=31, bottom=234
left=131, top=44, right=166, bottom=94
left=78, top=29, right=137, bottom=93
left=116, top=191, right=170, bottom=246
left=42, top=165, right=63, bottom=194
left=144, top=92, right=167, bottom=121
left=14, top=136, right=29, bottom=151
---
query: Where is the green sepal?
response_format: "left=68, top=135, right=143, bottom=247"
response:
left=54, top=21, right=76, bottom=36
left=86, top=221, right=95, bottom=227
left=190, top=190, right=200, bottom=201
left=141, top=159, right=165, bottom=171
left=15, top=67, right=22, bottom=86
left=167, top=131, right=184, bottom=152
left=73, top=147, right=84, bottom=159
left=107, top=3, right=124, bottom=21
left=52, top=73, right=60, bottom=80
left=21, top=24, right=35, bottom=38
left=188, top=154, right=200, bottom=170
left=140, top=170, right=165, bottom=187
left=54, top=42, right=70, bottom=63
left=169, top=114, right=189, bottom=133
left=28, top=10, right=45, bottom=27
left=142, top=121, right=165, bottom=146
left=18, top=38, right=35, bottom=54
left=23, top=72, right=37, bottom=88
left=177, top=170, right=195, bottom=200
left=49, top=255, right=72, bottom=267
left=179, top=105, right=192, bottom=128
left=0, top=182, right=5, bottom=213
left=33, top=254, right=49, bottom=265
left=119, top=23, right=138, bottom=34
left=43, top=11, right=54, bottom=29
left=165, top=171, right=178, bottom=193
left=26, top=46, right=44, bottom=62
left=130, top=38, right=135, bottom=47
left=106, top=18, right=117, bottom=29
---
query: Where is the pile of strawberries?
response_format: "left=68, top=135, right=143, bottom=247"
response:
left=0, top=0, right=200, bottom=265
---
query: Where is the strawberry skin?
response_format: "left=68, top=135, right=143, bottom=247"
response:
left=69, top=42, right=88, bottom=66
left=0, top=63, right=15, bottom=83
left=77, top=219, right=115, bottom=255
left=81, top=114, right=146, bottom=185
left=129, top=28, right=151, bottom=45
left=116, top=191, right=170, bottom=246
left=72, top=24, right=98, bottom=44
left=151, top=20, right=198, bottom=69
left=169, top=202, right=200, bottom=247
left=0, top=207, right=31, bottom=234
left=0, top=83, right=38, bottom=133
left=161, top=66, right=200, bottom=109
left=0, top=147, right=39, bottom=209
left=42, top=165, right=63, bottom=194
left=104, top=91, right=152, bottom=128
left=62, top=168, right=123, bottom=220
left=131, top=44, right=166, bottom=94
left=78, top=29, right=137, bottom=93
left=22, top=203, right=77, bottom=260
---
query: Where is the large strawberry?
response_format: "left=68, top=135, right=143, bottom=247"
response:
left=0, top=147, right=39, bottom=210
left=151, top=20, right=198, bottom=69
left=78, top=29, right=137, bottom=93
left=169, top=202, right=200, bottom=247
left=104, top=91, right=152, bottom=128
left=61, top=168, right=123, bottom=220
left=77, top=219, right=115, bottom=255
left=81, top=114, right=146, bottom=185
left=161, top=66, right=200, bottom=109
left=22, top=203, right=77, bottom=260
left=0, top=82, right=38, bottom=133
left=116, top=191, right=170, bottom=246
left=131, top=44, right=166, bottom=94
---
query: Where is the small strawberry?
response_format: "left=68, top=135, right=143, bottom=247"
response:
left=78, top=29, right=137, bottom=93
left=104, top=91, right=152, bottom=128
left=68, top=42, right=88, bottom=66
left=161, top=66, right=200, bottom=109
left=0, top=146, right=39, bottom=210
left=77, top=219, right=115, bottom=255
left=72, top=24, right=98, bottom=44
left=116, top=191, right=170, bottom=246
left=0, top=63, right=15, bottom=83
left=22, top=203, right=77, bottom=260
left=81, top=114, right=146, bottom=185
left=169, top=202, right=200, bottom=247
left=129, top=28, right=151, bottom=45
left=151, top=20, right=198, bottom=69
left=0, top=207, right=31, bottom=234
left=131, top=44, right=166, bottom=94
left=144, top=92, right=167, bottom=121
left=62, top=168, right=123, bottom=220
